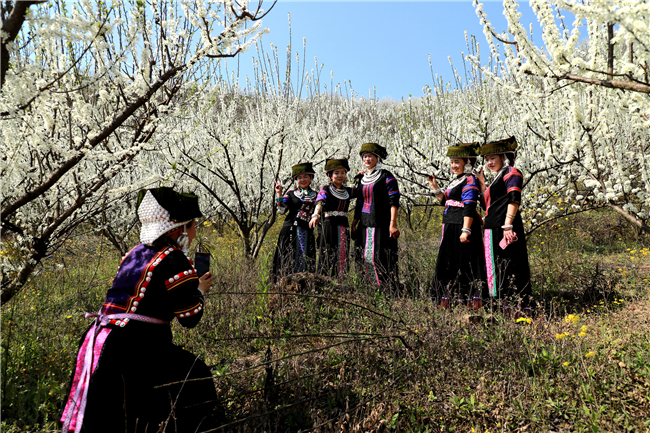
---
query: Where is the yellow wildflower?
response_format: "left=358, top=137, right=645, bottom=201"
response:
left=565, top=314, right=579, bottom=324
left=563, top=362, right=570, bottom=367
left=556, top=333, right=566, bottom=340
left=585, top=351, right=595, bottom=358
left=516, top=317, right=532, bottom=324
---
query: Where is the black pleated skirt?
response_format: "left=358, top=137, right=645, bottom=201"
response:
left=68, top=322, right=217, bottom=432
left=433, top=219, right=487, bottom=303
left=483, top=217, right=532, bottom=303
left=354, top=224, right=400, bottom=294
left=317, top=220, right=350, bottom=280
left=271, top=222, right=316, bottom=283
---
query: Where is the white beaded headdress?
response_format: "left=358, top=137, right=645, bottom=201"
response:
left=138, top=190, right=191, bottom=245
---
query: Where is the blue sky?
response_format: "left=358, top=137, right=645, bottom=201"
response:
left=227, top=1, right=546, bottom=100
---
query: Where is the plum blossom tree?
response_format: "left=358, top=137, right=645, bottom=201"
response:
left=0, top=0, right=274, bottom=303
left=470, top=0, right=650, bottom=233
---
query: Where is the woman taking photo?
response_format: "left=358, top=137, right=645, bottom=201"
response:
left=61, top=187, right=218, bottom=432
left=477, top=136, right=533, bottom=310
left=352, top=143, right=401, bottom=293
left=428, top=142, right=486, bottom=309
left=271, top=162, right=318, bottom=282
left=310, top=158, right=358, bottom=281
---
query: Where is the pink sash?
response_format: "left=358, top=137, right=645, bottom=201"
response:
left=60, top=313, right=169, bottom=432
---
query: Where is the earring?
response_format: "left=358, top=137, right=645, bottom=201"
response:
left=464, top=163, right=473, bottom=174
left=177, top=225, right=189, bottom=254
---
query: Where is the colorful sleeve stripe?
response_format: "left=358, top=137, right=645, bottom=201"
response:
left=461, top=176, right=479, bottom=204
left=503, top=170, right=523, bottom=181
left=386, top=177, right=399, bottom=195
left=165, top=269, right=199, bottom=291
left=316, top=187, right=328, bottom=203
left=504, top=168, right=524, bottom=192
left=174, top=301, right=203, bottom=319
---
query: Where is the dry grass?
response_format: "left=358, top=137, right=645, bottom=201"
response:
left=1, top=209, right=649, bottom=432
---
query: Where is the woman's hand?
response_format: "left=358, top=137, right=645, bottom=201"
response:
left=198, top=272, right=216, bottom=295
left=475, top=168, right=486, bottom=192
left=427, top=174, right=438, bottom=190
left=460, top=232, right=470, bottom=244
left=502, top=228, right=517, bottom=244
left=309, top=215, right=319, bottom=229
left=389, top=221, right=400, bottom=240
left=274, top=180, right=283, bottom=196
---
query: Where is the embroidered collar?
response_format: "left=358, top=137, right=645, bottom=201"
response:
left=446, top=174, right=468, bottom=192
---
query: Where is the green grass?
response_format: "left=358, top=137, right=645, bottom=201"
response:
left=1, top=209, right=649, bottom=432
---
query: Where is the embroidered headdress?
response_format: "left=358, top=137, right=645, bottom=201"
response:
left=480, top=136, right=518, bottom=156
left=359, top=143, right=388, bottom=160
left=324, top=158, right=350, bottom=173
left=136, top=187, right=202, bottom=245
left=291, top=162, right=316, bottom=179
left=446, top=142, right=480, bottom=158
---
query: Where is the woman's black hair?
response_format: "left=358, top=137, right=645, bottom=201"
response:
left=504, top=152, right=517, bottom=165
left=452, top=156, right=478, bottom=167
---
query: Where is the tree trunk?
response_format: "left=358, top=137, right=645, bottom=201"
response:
left=607, top=203, right=650, bottom=234
left=1, top=1, right=46, bottom=88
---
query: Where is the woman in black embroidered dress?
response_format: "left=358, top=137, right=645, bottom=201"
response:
left=428, top=142, right=486, bottom=308
left=352, top=143, right=401, bottom=293
left=61, top=187, right=218, bottom=433
left=271, top=162, right=318, bottom=282
left=310, top=158, right=359, bottom=281
left=476, top=136, right=533, bottom=309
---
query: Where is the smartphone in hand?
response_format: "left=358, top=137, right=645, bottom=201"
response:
left=194, top=251, right=210, bottom=278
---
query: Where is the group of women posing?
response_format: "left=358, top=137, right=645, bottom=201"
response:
left=270, top=138, right=532, bottom=309
left=271, top=142, right=401, bottom=293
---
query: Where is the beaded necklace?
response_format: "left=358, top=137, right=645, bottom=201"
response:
left=361, top=168, right=383, bottom=185
left=293, top=188, right=316, bottom=200
left=329, top=184, right=349, bottom=200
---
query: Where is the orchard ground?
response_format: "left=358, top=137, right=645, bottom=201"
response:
left=1, top=208, right=649, bottom=432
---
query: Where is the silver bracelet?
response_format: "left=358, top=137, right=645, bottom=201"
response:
left=432, top=188, right=443, bottom=195
left=461, top=228, right=471, bottom=234
left=502, top=225, right=513, bottom=230
left=311, top=213, right=320, bottom=219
